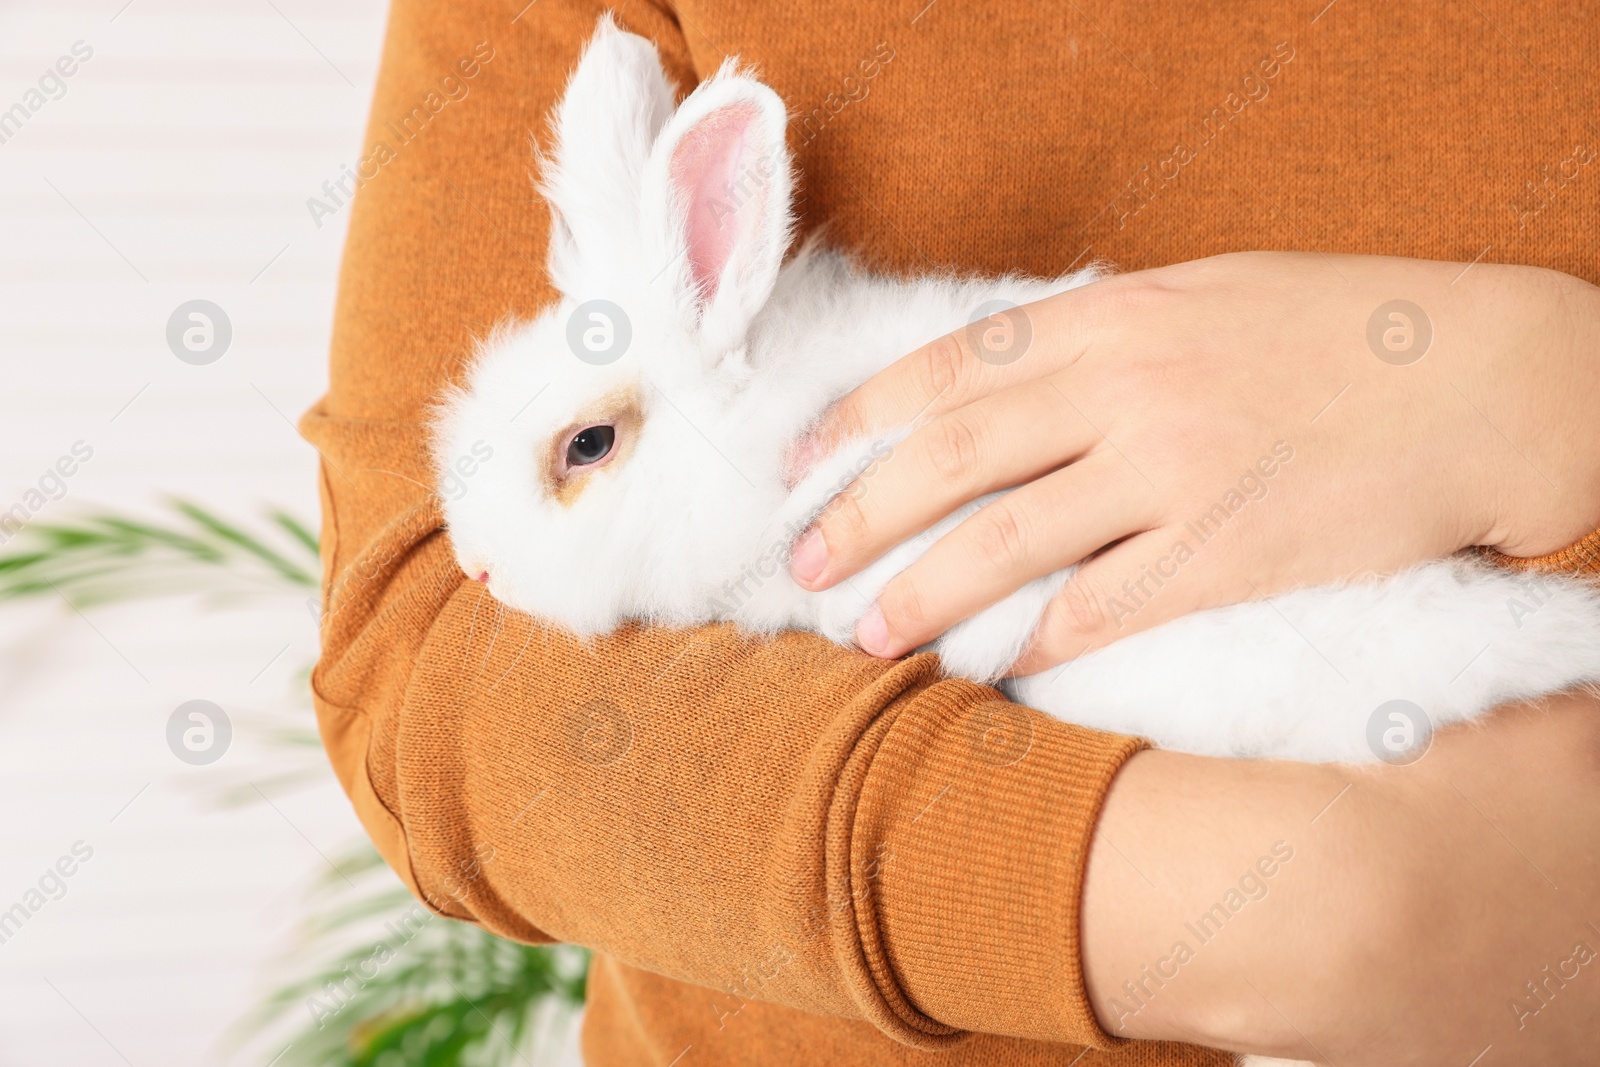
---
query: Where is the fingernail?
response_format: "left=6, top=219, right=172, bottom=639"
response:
left=856, top=605, right=892, bottom=656
left=790, top=528, right=828, bottom=585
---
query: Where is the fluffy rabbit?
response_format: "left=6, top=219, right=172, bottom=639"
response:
left=433, top=17, right=1600, bottom=772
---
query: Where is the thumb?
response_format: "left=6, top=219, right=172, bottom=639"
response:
left=1011, top=526, right=1243, bottom=674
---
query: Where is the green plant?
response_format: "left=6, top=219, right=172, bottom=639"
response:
left=0, top=500, right=587, bottom=1066
left=243, top=842, right=587, bottom=1067
left=0, top=500, right=318, bottom=606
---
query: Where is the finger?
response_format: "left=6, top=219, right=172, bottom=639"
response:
left=792, top=377, right=1103, bottom=589
left=853, top=450, right=1156, bottom=658
left=1010, top=525, right=1239, bottom=674
left=785, top=287, right=1101, bottom=483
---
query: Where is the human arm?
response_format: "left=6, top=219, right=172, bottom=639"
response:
left=781, top=249, right=1600, bottom=1061
left=1084, top=689, right=1600, bottom=1066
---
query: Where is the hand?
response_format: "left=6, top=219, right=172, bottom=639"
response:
left=787, top=252, right=1600, bottom=671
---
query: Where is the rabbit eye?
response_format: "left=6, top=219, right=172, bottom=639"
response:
left=544, top=391, right=640, bottom=505
left=567, top=424, right=615, bottom=467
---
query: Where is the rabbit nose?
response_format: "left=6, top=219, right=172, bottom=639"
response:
left=474, top=571, right=490, bottom=584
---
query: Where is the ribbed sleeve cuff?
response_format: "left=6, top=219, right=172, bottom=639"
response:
left=827, top=664, right=1147, bottom=1049
left=1481, top=526, right=1600, bottom=576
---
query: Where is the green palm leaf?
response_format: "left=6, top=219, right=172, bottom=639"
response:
left=0, top=499, right=318, bottom=606
left=0, top=500, right=589, bottom=1066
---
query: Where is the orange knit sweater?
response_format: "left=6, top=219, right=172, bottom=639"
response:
left=300, top=2, right=1600, bottom=1064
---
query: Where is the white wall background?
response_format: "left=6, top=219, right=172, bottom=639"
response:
left=0, top=1, right=392, bottom=1062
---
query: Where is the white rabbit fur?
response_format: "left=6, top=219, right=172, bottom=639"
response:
left=433, top=17, right=1600, bottom=773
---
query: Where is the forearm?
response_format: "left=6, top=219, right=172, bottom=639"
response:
left=1083, top=689, right=1600, bottom=1064
left=310, top=513, right=1160, bottom=1047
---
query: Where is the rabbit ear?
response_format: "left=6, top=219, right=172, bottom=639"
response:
left=541, top=16, right=677, bottom=298
left=640, top=65, right=792, bottom=358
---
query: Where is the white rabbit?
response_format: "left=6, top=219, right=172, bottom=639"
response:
left=433, top=16, right=1600, bottom=775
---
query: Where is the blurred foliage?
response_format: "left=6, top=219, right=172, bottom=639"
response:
left=0, top=501, right=588, bottom=1066
left=0, top=500, right=318, bottom=605
left=242, top=843, right=587, bottom=1067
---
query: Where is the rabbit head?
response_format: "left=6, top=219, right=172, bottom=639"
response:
left=432, top=17, right=796, bottom=635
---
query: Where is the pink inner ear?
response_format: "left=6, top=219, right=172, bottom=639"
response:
left=669, top=103, right=762, bottom=303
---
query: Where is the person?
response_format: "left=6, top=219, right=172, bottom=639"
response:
left=301, top=0, right=1600, bottom=1063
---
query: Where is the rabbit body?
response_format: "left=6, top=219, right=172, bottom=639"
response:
left=433, top=18, right=1600, bottom=768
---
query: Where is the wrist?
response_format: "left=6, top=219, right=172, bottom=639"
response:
left=1081, top=749, right=1370, bottom=1053
left=1471, top=266, right=1600, bottom=558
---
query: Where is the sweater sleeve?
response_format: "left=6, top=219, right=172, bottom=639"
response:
left=1482, top=528, right=1600, bottom=576
left=300, top=0, right=1145, bottom=1050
